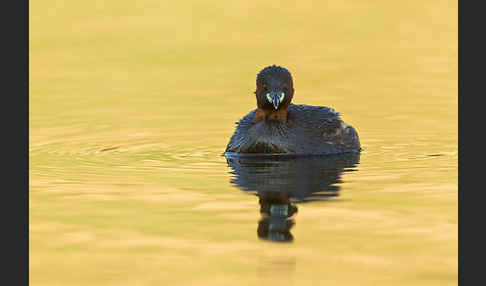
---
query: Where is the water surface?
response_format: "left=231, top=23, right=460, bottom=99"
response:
left=226, top=153, right=361, bottom=242
left=30, top=1, right=457, bottom=285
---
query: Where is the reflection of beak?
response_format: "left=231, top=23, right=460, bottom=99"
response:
left=272, top=93, right=280, bottom=109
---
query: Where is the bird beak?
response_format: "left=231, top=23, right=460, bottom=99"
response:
left=272, top=93, right=280, bottom=110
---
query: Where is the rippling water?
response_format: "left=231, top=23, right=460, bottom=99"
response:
left=226, top=153, right=361, bottom=242
left=30, top=1, right=457, bottom=285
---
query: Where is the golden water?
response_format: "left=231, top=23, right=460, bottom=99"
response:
left=30, top=1, right=457, bottom=285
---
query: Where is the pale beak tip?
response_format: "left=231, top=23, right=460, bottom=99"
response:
left=272, top=95, right=280, bottom=110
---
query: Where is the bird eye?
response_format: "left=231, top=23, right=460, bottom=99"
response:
left=263, top=85, right=268, bottom=91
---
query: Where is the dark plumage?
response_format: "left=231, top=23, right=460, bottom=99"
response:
left=225, top=65, right=361, bottom=155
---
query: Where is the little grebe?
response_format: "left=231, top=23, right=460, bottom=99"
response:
left=225, top=65, right=360, bottom=155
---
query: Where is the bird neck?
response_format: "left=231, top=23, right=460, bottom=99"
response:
left=253, top=106, right=289, bottom=123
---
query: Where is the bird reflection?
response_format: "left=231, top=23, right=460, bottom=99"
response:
left=225, top=153, right=360, bottom=242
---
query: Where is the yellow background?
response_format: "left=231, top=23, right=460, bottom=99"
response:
left=30, top=1, right=457, bottom=285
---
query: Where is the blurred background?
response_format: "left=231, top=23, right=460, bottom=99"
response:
left=30, top=0, right=457, bottom=285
